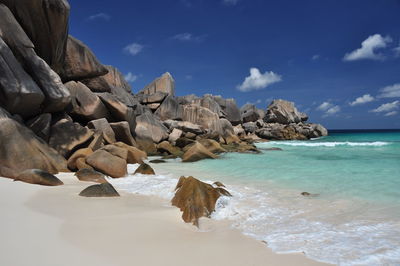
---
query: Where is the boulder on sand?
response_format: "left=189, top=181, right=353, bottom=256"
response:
left=74, top=168, right=107, bottom=184
left=86, top=150, right=127, bottom=178
left=171, top=176, right=231, bottom=226
left=67, top=148, right=93, bottom=171
left=182, top=142, right=218, bottom=162
left=15, top=169, right=63, bottom=186
left=79, top=183, right=120, bottom=197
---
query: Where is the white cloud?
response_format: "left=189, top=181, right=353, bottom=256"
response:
left=171, top=33, right=205, bottom=42
left=317, top=102, right=340, bottom=116
left=394, top=43, right=400, bottom=57
left=349, top=94, right=374, bottom=106
left=123, top=43, right=144, bottom=56
left=237, top=68, right=282, bottom=92
left=370, top=100, right=399, bottom=113
left=343, top=34, right=392, bottom=61
left=124, top=72, right=138, bottom=83
left=87, top=13, right=110, bottom=21
left=378, top=83, right=400, bottom=98
left=312, top=54, right=320, bottom=60
left=384, top=111, right=398, bottom=117
left=223, top=0, right=239, bottom=5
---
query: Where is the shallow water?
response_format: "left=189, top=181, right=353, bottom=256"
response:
left=110, top=130, right=400, bottom=265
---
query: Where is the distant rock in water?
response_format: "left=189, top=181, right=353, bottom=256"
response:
left=79, top=183, right=120, bottom=197
left=134, top=163, right=155, bottom=175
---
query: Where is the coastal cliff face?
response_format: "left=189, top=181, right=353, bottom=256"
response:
left=0, top=0, right=327, bottom=180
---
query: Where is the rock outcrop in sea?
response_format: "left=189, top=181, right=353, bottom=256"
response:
left=0, top=0, right=327, bottom=220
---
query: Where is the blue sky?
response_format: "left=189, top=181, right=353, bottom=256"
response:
left=68, top=0, right=400, bottom=129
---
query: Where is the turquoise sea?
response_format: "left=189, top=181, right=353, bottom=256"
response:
left=110, top=130, right=400, bottom=265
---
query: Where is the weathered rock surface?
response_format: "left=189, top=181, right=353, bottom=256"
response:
left=164, top=120, right=203, bottom=135
left=171, top=176, right=231, bottom=225
left=135, top=113, right=169, bottom=143
left=0, top=5, right=71, bottom=113
left=0, top=108, right=68, bottom=175
left=65, top=81, right=110, bottom=122
left=168, top=128, right=183, bottom=145
left=62, top=35, right=108, bottom=81
left=15, top=169, right=63, bottom=186
left=134, top=163, right=155, bottom=175
left=197, top=139, right=226, bottom=154
left=264, top=99, right=305, bottom=124
left=87, top=118, right=116, bottom=144
left=139, top=72, right=175, bottom=96
left=75, top=168, right=107, bottom=183
left=0, top=0, right=70, bottom=74
left=100, top=144, right=128, bottom=161
left=86, top=150, right=127, bottom=178
left=157, top=141, right=182, bottom=156
left=137, top=91, right=168, bottom=104
left=26, top=113, right=52, bottom=141
left=154, top=95, right=183, bottom=121
left=113, top=142, right=147, bottom=164
left=240, top=104, right=260, bottom=123
left=79, top=183, right=120, bottom=197
left=67, top=148, right=93, bottom=171
left=110, top=122, right=136, bottom=146
left=212, top=96, right=242, bottom=125
left=82, top=65, right=131, bottom=93
left=182, top=104, right=220, bottom=133
left=193, top=95, right=224, bottom=118
left=49, top=119, right=94, bottom=158
left=182, top=142, right=218, bottom=162
left=0, top=36, right=44, bottom=117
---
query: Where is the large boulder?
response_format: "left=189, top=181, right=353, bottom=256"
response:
left=113, top=142, right=147, bottom=164
left=79, top=183, right=120, bottom=197
left=168, top=128, right=183, bottom=145
left=134, top=163, right=155, bottom=175
left=264, top=99, right=305, bottom=124
left=139, top=72, right=175, bottom=96
left=197, top=139, right=226, bottom=154
left=0, top=5, right=71, bottom=113
left=0, top=108, right=68, bottom=176
left=137, top=91, right=168, bottom=104
left=193, top=95, right=224, bottom=118
left=62, top=35, right=108, bottom=82
left=26, top=113, right=52, bottom=141
left=110, top=121, right=136, bottom=146
left=15, top=169, right=64, bottom=186
left=182, top=104, right=220, bottom=133
left=87, top=118, right=116, bottom=144
left=171, top=176, right=231, bottom=226
left=97, top=93, right=136, bottom=133
left=240, top=104, right=260, bottom=123
left=256, top=124, right=307, bottom=140
left=82, top=65, right=131, bottom=93
left=86, top=150, right=127, bottom=178
left=0, top=0, right=70, bottom=74
left=164, top=120, right=204, bottom=135
left=212, top=96, right=242, bottom=125
left=0, top=36, right=44, bottom=117
left=49, top=119, right=94, bottom=158
left=65, top=81, right=110, bottom=122
left=135, top=113, right=169, bottom=143
left=67, top=148, right=93, bottom=171
left=182, top=142, right=218, bottom=162
left=154, top=96, right=183, bottom=121
left=157, top=141, right=182, bottom=156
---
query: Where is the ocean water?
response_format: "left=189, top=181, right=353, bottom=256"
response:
left=109, top=130, right=400, bottom=265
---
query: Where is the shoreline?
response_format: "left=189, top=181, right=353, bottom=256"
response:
left=0, top=173, right=328, bottom=266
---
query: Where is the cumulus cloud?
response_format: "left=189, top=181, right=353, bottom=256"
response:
left=317, top=102, right=341, bottom=116
left=237, top=68, right=282, bottom=92
left=370, top=101, right=399, bottom=114
left=171, top=33, right=205, bottom=42
left=124, top=43, right=144, bottom=56
left=223, top=0, right=240, bottom=5
left=124, top=72, right=138, bottom=83
left=343, top=34, right=392, bottom=61
left=87, top=13, right=111, bottom=21
left=378, top=83, right=400, bottom=98
left=349, top=94, right=374, bottom=106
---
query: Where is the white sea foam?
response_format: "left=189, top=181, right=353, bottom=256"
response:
left=109, top=164, right=400, bottom=266
left=260, top=141, right=390, bottom=147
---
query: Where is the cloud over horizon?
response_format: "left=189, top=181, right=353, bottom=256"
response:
left=343, top=34, right=392, bottom=61
left=237, top=68, right=282, bottom=92
left=124, top=43, right=144, bottom=56
left=349, top=94, right=375, bottom=106
left=370, top=100, right=399, bottom=115
left=87, top=13, right=111, bottom=21
left=317, top=102, right=341, bottom=116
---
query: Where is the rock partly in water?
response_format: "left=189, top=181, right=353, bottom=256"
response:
left=79, top=183, right=120, bottom=197
left=15, top=169, right=63, bottom=186
left=182, top=142, right=218, bottom=162
left=113, top=142, right=147, bottom=164
left=133, top=163, right=155, bottom=175
left=74, top=168, right=107, bottom=184
left=171, top=176, right=231, bottom=226
left=264, top=99, right=305, bottom=124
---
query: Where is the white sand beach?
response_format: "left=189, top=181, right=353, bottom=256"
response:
left=0, top=173, right=328, bottom=266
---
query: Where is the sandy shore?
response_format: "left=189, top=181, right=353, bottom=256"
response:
left=0, top=173, right=328, bottom=266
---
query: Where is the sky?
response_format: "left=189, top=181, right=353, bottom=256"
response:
left=68, top=0, right=400, bottom=129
